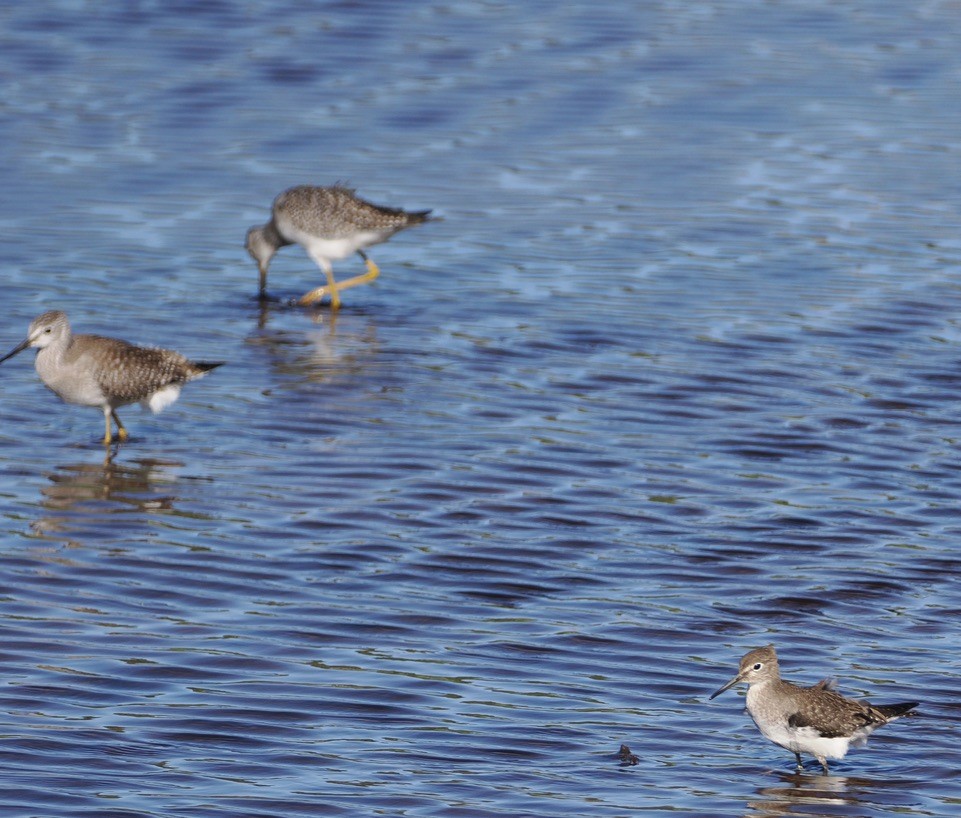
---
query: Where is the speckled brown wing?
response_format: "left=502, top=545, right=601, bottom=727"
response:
left=69, top=335, right=194, bottom=405
left=788, top=687, right=906, bottom=738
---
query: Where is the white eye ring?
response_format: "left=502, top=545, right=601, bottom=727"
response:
left=752, top=662, right=762, bottom=670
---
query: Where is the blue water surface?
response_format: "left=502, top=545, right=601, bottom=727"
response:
left=0, top=1, right=959, bottom=816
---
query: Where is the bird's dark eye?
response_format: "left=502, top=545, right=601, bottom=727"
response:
left=44, top=328, right=52, bottom=333
left=753, top=663, right=762, bottom=671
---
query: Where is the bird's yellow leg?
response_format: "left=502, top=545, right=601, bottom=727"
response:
left=102, top=410, right=112, bottom=446
left=111, top=410, right=129, bottom=443
left=299, top=277, right=341, bottom=308
left=359, top=251, right=381, bottom=280
left=299, top=258, right=341, bottom=309
left=298, top=253, right=380, bottom=306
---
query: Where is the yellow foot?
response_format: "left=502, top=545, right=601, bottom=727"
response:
left=298, top=286, right=340, bottom=308
left=298, top=286, right=327, bottom=306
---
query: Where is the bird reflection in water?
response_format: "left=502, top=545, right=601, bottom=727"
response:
left=31, top=456, right=185, bottom=534
left=745, top=769, right=911, bottom=817
left=251, top=298, right=382, bottom=385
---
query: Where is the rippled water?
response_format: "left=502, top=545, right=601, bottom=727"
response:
left=0, top=1, right=959, bottom=815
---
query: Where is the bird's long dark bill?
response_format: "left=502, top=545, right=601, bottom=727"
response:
left=709, top=675, right=742, bottom=700
left=0, top=338, right=30, bottom=365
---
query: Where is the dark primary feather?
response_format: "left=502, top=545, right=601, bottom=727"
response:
left=874, top=702, right=919, bottom=719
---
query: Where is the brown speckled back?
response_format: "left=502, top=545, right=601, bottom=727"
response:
left=273, top=184, right=432, bottom=239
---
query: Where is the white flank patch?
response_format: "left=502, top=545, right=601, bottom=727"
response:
left=145, top=384, right=182, bottom=414
left=790, top=726, right=855, bottom=760
left=756, top=718, right=858, bottom=760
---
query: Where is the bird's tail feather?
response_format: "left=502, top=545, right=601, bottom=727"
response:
left=875, top=702, right=919, bottom=720
left=190, top=361, right=225, bottom=378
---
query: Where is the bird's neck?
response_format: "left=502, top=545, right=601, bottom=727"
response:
left=265, top=219, right=292, bottom=248
left=745, top=677, right=778, bottom=710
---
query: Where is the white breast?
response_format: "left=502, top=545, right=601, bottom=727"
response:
left=35, top=348, right=106, bottom=407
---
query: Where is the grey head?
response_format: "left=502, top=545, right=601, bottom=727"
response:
left=710, top=644, right=780, bottom=699
left=245, top=222, right=287, bottom=295
left=0, top=310, right=71, bottom=364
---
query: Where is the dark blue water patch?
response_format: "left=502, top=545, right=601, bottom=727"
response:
left=2, top=38, right=75, bottom=72
left=259, top=58, right=324, bottom=86
left=164, top=79, right=248, bottom=112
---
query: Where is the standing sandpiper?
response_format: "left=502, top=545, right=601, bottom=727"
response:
left=710, top=645, right=917, bottom=774
left=245, top=184, right=434, bottom=308
left=0, top=310, right=223, bottom=445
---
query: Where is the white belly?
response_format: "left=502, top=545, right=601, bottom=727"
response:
left=281, top=220, right=385, bottom=262
left=753, top=717, right=853, bottom=760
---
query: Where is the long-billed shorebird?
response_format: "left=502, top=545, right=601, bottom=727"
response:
left=710, top=645, right=917, bottom=774
left=0, top=310, right=223, bottom=444
left=245, top=184, right=434, bottom=308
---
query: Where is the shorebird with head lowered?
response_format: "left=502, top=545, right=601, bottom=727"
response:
left=710, top=645, right=917, bottom=774
left=0, top=310, right=223, bottom=445
left=245, top=184, right=434, bottom=308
